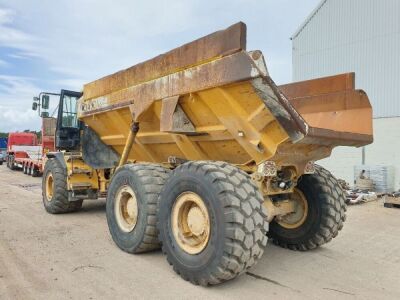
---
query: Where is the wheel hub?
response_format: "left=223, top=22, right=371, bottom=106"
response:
left=277, top=188, right=309, bottom=229
left=45, top=173, right=54, bottom=202
left=115, top=185, right=138, bottom=233
left=172, top=192, right=210, bottom=254
left=187, top=206, right=206, bottom=236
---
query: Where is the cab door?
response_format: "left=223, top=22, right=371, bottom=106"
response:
left=55, top=90, right=82, bottom=151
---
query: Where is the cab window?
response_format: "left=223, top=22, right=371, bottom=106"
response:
left=61, top=95, right=79, bottom=128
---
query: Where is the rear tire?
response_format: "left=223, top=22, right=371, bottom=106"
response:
left=32, top=167, right=40, bottom=177
left=268, top=165, right=346, bottom=251
left=9, top=156, right=16, bottom=170
left=42, top=159, right=83, bottom=214
left=158, top=161, right=268, bottom=286
left=106, top=164, right=170, bottom=253
left=23, top=164, right=28, bottom=174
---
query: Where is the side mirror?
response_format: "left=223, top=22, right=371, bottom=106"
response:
left=42, top=95, right=50, bottom=109
left=32, top=102, right=38, bottom=111
left=41, top=111, right=49, bottom=118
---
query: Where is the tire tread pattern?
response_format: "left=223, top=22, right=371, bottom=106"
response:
left=116, top=163, right=170, bottom=253
left=159, top=161, right=268, bottom=285
left=270, top=165, right=347, bottom=251
left=42, top=159, right=83, bottom=214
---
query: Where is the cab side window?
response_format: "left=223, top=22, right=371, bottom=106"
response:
left=61, top=95, right=79, bottom=128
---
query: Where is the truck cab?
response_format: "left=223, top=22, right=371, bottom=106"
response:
left=0, top=137, right=7, bottom=165
left=33, top=89, right=104, bottom=206
left=55, top=90, right=82, bottom=151
left=0, top=150, right=5, bottom=165
left=32, top=89, right=82, bottom=151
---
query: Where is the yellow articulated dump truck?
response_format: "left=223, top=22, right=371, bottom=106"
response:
left=39, top=22, right=373, bottom=285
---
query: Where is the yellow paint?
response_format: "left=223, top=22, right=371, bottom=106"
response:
left=64, top=154, right=100, bottom=191
left=79, top=81, right=292, bottom=173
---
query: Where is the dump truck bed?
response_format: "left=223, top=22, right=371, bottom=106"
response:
left=77, top=22, right=372, bottom=173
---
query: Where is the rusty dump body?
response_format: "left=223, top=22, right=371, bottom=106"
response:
left=77, top=22, right=373, bottom=176
left=43, top=21, right=376, bottom=286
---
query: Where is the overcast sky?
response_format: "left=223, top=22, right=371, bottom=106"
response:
left=0, top=0, right=320, bottom=132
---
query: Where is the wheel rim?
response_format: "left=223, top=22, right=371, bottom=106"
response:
left=114, top=185, right=138, bottom=233
left=171, top=192, right=210, bottom=254
left=277, top=188, right=309, bottom=229
left=45, top=173, right=54, bottom=201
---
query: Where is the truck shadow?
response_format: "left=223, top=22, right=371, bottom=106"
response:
left=78, top=198, right=106, bottom=214
left=208, top=243, right=336, bottom=294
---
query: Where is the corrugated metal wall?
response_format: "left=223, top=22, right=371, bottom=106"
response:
left=292, top=0, right=400, bottom=118
left=318, top=117, right=400, bottom=190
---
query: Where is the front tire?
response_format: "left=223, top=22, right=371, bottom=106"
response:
left=42, top=159, right=83, bottom=214
left=158, top=161, right=268, bottom=286
left=9, top=156, right=16, bottom=170
left=32, top=167, right=40, bottom=177
left=106, top=164, right=170, bottom=254
left=268, top=165, right=346, bottom=251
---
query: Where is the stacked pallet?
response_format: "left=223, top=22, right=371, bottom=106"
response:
left=383, top=192, right=400, bottom=209
left=354, top=165, right=394, bottom=193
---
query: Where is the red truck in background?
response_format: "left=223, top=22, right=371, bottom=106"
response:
left=6, top=118, right=56, bottom=177
left=6, top=132, right=38, bottom=171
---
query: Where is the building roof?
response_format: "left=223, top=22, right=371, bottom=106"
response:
left=291, top=0, right=329, bottom=40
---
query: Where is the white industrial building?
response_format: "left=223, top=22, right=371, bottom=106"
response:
left=292, top=0, right=400, bottom=190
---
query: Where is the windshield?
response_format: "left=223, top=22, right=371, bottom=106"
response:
left=61, top=95, right=79, bottom=128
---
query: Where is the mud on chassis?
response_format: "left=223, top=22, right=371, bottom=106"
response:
left=41, top=22, right=373, bottom=286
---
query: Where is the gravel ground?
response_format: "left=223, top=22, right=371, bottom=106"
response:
left=0, top=166, right=399, bottom=300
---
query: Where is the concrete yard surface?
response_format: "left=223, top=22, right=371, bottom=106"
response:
left=0, top=166, right=399, bottom=300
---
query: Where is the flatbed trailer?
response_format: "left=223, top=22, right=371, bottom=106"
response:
left=21, top=118, right=57, bottom=176
left=7, top=118, right=56, bottom=176
left=6, top=132, right=37, bottom=170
